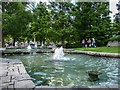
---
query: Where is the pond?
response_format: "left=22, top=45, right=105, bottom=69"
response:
left=3, top=52, right=119, bottom=87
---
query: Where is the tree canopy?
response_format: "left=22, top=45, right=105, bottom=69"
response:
left=2, top=2, right=33, bottom=45
left=2, top=1, right=117, bottom=47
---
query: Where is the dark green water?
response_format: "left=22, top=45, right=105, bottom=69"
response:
left=3, top=53, right=119, bottom=87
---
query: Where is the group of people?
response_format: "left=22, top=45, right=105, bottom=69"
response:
left=15, top=40, right=38, bottom=47
left=82, top=38, right=96, bottom=48
left=5, top=40, right=38, bottom=48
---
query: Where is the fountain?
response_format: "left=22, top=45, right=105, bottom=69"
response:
left=42, top=43, right=44, bottom=47
left=53, top=46, right=64, bottom=60
left=27, top=45, right=32, bottom=49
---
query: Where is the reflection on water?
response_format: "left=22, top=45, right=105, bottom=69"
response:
left=3, top=53, right=119, bottom=87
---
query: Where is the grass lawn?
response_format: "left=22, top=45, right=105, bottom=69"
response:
left=71, top=46, right=120, bottom=53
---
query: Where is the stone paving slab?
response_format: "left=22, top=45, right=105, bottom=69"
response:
left=14, top=80, right=35, bottom=88
left=11, top=74, right=31, bottom=82
left=0, top=82, right=14, bottom=89
left=0, top=58, right=35, bottom=89
left=0, top=48, right=6, bottom=51
left=35, top=86, right=57, bottom=90
left=0, top=76, right=11, bottom=83
left=0, top=70, right=8, bottom=77
left=35, top=86, right=119, bottom=90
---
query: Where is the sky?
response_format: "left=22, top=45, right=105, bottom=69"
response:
left=31, top=0, right=119, bottom=22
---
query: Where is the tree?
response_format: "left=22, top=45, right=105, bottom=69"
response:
left=0, top=2, right=2, bottom=47
left=27, top=2, right=50, bottom=44
left=74, top=2, right=111, bottom=46
left=48, top=2, right=75, bottom=47
left=2, top=2, right=32, bottom=46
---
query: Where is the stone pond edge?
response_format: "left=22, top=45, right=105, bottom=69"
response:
left=64, top=50, right=120, bottom=58
left=1, top=49, right=120, bottom=58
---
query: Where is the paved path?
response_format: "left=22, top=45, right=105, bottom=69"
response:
left=0, top=58, right=35, bottom=89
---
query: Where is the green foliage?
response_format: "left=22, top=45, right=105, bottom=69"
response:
left=47, top=2, right=75, bottom=47
left=2, top=2, right=116, bottom=47
left=66, top=43, right=81, bottom=48
left=109, top=35, right=120, bottom=41
left=2, top=2, right=32, bottom=42
left=27, top=2, right=50, bottom=43
left=73, top=2, right=111, bottom=46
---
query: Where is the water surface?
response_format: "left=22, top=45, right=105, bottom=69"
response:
left=4, top=48, right=51, bottom=52
left=3, top=53, right=119, bottom=87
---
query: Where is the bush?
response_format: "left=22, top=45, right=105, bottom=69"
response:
left=66, top=43, right=81, bottom=48
left=109, top=35, right=120, bottom=42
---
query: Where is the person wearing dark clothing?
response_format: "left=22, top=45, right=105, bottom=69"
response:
left=88, top=38, right=91, bottom=47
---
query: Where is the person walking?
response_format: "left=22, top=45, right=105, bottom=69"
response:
left=15, top=41, right=18, bottom=47
left=82, top=39, right=85, bottom=47
left=85, top=38, right=88, bottom=48
left=92, top=38, right=96, bottom=48
left=29, top=40, right=33, bottom=45
left=5, top=42, right=8, bottom=47
left=88, top=38, right=91, bottom=47
left=9, top=41, right=13, bottom=47
left=35, top=41, right=37, bottom=48
left=25, top=40, right=28, bottom=47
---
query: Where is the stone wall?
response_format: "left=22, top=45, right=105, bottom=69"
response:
left=107, top=41, right=120, bottom=46
left=64, top=51, right=120, bottom=58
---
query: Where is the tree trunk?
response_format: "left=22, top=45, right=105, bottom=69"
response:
left=2, top=31, right=5, bottom=47
left=34, top=37, right=36, bottom=44
left=66, top=40, right=69, bottom=48
left=1, top=3, right=6, bottom=47
left=43, top=38, right=45, bottom=44
left=40, top=40, right=42, bottom=45
left=62, top=38, right=64, bottom=48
